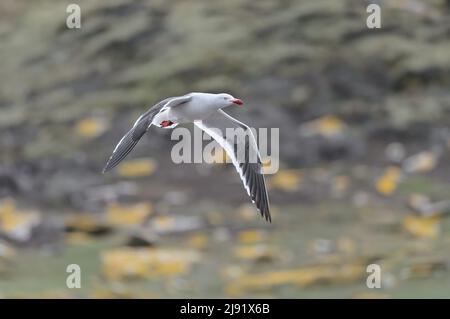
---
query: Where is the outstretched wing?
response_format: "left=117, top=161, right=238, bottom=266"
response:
left=194, top=110, right=271, bottom=222
left=103, top=95, right=191, bottom=173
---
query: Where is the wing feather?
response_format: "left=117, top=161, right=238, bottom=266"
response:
left=103, top=95, right=191, bottom=173
left=194, top=110, right=271, bottom=222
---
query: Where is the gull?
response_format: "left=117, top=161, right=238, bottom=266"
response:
left=103, top=92, right=271, bottom=222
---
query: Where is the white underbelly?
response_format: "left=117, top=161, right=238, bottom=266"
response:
left=168, top=105, right=214, bottom=123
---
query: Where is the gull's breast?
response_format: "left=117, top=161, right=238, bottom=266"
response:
left=169, top=101, right=215, bottom=123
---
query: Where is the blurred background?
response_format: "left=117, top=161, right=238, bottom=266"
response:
left=1, top=0, right=450, bottom=298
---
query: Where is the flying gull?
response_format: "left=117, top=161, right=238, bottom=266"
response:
left=103, top=92, right=271, bottom=222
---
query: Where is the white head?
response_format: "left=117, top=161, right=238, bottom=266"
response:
left=214, top=93, right=244, bottom=109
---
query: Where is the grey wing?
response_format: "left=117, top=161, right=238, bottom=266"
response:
left=103, top=95, right=191, bottom=173
left=194, top=110, right=271, bottom=222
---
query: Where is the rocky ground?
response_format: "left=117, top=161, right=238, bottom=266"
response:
left=1, top=0, right=450, bottom=298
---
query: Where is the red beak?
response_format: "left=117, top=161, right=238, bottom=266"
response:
left=232, top=98, right=244, bottom=106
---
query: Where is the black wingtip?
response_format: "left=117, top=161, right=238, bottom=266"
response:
left=256, top=206, right=271, bottom=223
left=102, top=156, right=120, bottom=174
left=102, top=162, right=112, bottom=174
left=263, top=209, right=271, bottom=223
left=102, top=160, right=117, bottom=174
